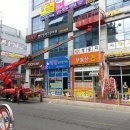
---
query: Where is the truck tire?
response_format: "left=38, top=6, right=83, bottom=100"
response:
left=10, top=95, right=17, bottom=103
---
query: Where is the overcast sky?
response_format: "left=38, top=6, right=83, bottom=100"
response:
left=0, top=0, right=29, bottom=30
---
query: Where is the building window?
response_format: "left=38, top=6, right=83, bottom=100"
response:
left=74, top=27, right=99, bottom=49
left=32, top=41, right=44, bottom=60
left=107, top=17, right=130, bottom=49
left=49, top=34, right=68, bottom=58
left=106, top=0, right=130, bottom=12
left=32, top=16, right=45, bottom=33
left=49, top=13, right=68, bottom=27
left=21, top=65, right=26, bottom=73
left=73, top=1, right=99, bottom=22
left=33, top=0, right=43, bottom=10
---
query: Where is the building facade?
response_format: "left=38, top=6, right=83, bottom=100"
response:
left=26, top=0, right=130, bottom=101
left=0, top=24, right=27, bottom=84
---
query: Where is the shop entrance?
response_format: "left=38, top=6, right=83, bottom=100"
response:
left=109, top=64, right=130, bottom=99
left=63, top=77, right=68, bottom=95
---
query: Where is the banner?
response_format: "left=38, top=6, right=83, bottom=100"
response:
left=40, top=2, right=55, bottom=16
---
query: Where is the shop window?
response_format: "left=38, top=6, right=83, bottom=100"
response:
left=109, top=69, right=120, bottom=75
left=75, top=72, right=82, bottom=76
left=83, top=77, right=92, bottom=82
left=31, top=69, right=35, bottom=74
left=122, top=68, right=130, bottom=74
left=75, top=77, right=82, bottom=82
left=83, top=71, right=89, bottom=76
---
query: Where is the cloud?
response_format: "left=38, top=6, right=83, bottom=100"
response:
left=0, top=0, right=29, bottom=30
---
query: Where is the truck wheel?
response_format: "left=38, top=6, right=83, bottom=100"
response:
left=10, top=95, right=17, bottom=103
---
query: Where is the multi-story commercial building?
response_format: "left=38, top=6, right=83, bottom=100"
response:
left=26, top=0, right=130, bottom=102
left=0, top=24, right=27, bottom=84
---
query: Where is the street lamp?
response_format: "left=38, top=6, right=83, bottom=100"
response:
left=90, top=1, right=106, bottom=98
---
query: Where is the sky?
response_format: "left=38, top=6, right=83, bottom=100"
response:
left=0, top=0, right=29, bottom=30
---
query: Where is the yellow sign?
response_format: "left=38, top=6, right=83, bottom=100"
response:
left=40, top=2, right=54, bottom=16
left=86, top=0, right=95, bottom=4
left=107, top=9, right=121, bottom=17
left=105, top=51, right=130, bottom=57
left=74, top=88, right=93, bottom=98
left=1, top=52, right=24, bottom=59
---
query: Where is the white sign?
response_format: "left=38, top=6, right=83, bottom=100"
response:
left=74, top=45, right=99, bottom=55
left=125, top=40, right=130, bottom=47
left=1, top=39, right=27, bottom=50
left=108, top=42, right=115, bottom=50
left=64, top=0, right=79, bottom=6
left=116, top=41, right=124, bottom=48
left=74, top=66, right=99, bottom=72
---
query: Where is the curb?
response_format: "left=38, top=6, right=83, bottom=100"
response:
left=42, top=98, right=130, bottom=112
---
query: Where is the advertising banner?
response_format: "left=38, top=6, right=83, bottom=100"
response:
left=108, top=42, right=116, bottom=50
left=40, top=2, right=55, bottom=16
left=40, top=0, right=85, bottom=20
left=55, top=0, right=64, bottom=11
left=55, top=0, right=85, bottom=16
left=45, top=56, right=69, bottom=69
left=116, top=41, right=124, bottom=48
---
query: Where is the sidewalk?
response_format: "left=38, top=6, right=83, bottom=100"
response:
left=32, top=97, right=130, bottom=112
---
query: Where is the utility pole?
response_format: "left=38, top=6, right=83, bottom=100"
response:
left=0, top=11, right=2, bottom=68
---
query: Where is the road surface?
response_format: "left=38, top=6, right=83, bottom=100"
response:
left=0, top=100, right=130, bottom=130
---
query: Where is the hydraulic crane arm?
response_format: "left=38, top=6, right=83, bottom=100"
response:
left=0, top=26, right=92, bottom=75
left=32, top=26, right=92, bottom=58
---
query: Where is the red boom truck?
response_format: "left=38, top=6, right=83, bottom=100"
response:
left=0, top=26, right=99, bottom=102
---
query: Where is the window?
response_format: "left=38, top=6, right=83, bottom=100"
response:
left=32, top=41, right=44, bottom=60
left=124, top=18, right=130, bottom=32
left=107, top=17, right=130, bottom=46
left=106, top=0, right=130, bottom=12
left=49, top=13, right=68, bottom=27
left=32, top=16, right=45, bottom=33
left=21, top=65, right=26, bottom=73
left=74, top=27, right=99, bottom=49
left=33, top=0, right=43, bottom=10
left=49, top=34, right=68, bottom=58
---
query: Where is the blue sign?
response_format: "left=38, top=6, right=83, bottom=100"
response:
left=45, top=56, right=69, bottom=69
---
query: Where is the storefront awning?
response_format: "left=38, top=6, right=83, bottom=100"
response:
left=35, top=78, right=43, bottom=81
left=49, top=16, right=63, bottom=25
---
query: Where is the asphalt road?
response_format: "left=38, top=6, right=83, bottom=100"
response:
left=0, top=100, right=130, bottom=130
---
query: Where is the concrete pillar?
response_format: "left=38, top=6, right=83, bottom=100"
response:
left=44, top=38, right=49, bottom=59
left=68, top=32, right=74, bottom=56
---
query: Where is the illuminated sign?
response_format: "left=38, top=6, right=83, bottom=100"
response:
left=26, top=24, right=73, bottom=43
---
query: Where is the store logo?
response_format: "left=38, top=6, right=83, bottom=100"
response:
left=76, top=57, right=89, bottom=63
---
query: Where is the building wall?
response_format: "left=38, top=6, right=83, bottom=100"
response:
left=26, top=0, right=130, bottom=93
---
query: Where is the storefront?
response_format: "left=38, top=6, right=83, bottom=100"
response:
left=70, top=52, right=104, bottom=99
left=44, top=56, right=70, bottom=96
left=105, top=52, right=130, bottom=101
left=25, top=60, right=44, bottom=90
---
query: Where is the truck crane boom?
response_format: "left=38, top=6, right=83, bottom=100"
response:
left=0, top=26, right=92, bottom=84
